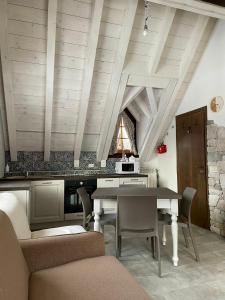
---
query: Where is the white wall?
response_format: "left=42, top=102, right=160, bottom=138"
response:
left=153, top=19, right=225, bottom=190
left=177, top=20, right=225, bottom=125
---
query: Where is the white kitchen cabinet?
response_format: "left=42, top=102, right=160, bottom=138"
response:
left=30, top=180, right=64, bottom=224
left=119, top=177, right=148, bottom=187
left=97, top=176, right=148, bottom=213
left=97, top=178, right=119, bottom=212
left=97, top=178, right=119, bottom=188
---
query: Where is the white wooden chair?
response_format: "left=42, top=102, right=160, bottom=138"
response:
left=0, top=192, right=86, bottom=240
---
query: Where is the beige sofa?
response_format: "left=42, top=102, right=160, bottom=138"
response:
left=0, top=210, right=151, bottom=300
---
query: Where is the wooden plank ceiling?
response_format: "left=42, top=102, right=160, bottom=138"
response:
left=0, top=0, right=220, bottom=162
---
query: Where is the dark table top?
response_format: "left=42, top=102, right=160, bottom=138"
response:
left=92, top=187, right=182, bottom=200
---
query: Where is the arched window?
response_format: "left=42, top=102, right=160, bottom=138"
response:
left=108, top=110, right=138, bottom=157
left=116, top=117, right=132, bottom=154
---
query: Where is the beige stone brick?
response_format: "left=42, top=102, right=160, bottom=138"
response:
left=207, top=124, right=218, bottom=139
left=218, top=127, right=225, bottom=139
left=217, top=139, right=225, bottom=151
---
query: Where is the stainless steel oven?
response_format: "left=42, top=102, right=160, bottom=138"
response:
left=64, top=179, right=97, bottom=220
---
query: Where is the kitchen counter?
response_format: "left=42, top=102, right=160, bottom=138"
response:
left=0, top=173, right=148, bottom=190
left=0, top=181, right=31, bottom=191
left=0, top=173, right=147, bottom=181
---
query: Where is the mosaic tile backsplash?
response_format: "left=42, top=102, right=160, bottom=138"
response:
left=5, top=151, right=120, bottom=176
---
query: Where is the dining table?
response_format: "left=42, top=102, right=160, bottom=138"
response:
left=92, top=187, right=182, bottom=266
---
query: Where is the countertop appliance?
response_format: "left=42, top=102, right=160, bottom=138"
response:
left=115, top=161, right=140, bottom=174
left=64, top=179, right=97, bottom=220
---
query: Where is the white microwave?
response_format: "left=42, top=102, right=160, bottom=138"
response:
left=115, top=161, right=140, bottom=174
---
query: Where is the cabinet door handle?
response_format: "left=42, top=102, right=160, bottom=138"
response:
left=105, top=179, right=114, bottom=182
left=130, top=179, right=139, bottom=181
left=41, top=182, right=52, bottom=184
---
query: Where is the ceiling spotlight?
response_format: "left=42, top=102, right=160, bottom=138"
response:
left=143, top=24, right=148, bottom=36
left=143, top=0, right=150, bottom=36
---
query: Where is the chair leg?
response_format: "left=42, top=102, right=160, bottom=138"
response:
left=182, top=226, right=189, bottom=248
left=116, top=235, right=121, bottom=258
left=118, top=235, right=122, bottom=257
left=156, top=236, right=162, bottom=277
left=162, top=225, right=167, bottom=246
left=151, top=236, right=156, bottom=259
left=188, top=225, right=200, bottom=262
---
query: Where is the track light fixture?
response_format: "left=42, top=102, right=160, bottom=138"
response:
left=143, top=0, right=150, bottom=36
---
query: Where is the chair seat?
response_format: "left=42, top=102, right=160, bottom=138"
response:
left=100, top=213, right=116, bottom=227
left=31, top=225, right=86, bottom=239
left=29, top=256, right=150, bottom=300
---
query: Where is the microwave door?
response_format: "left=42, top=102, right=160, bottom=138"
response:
left=122, top=163, right=134, bottom=172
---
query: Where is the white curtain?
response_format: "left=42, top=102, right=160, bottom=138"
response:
left=109, top=111, right=138, bottom=155
left=109, top=114, right=122, bottom=155
left=122, top=111, right=137, bottom=155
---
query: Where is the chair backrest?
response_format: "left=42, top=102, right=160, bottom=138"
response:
left=179, top=187, right=197, bottom=221
left=117, top=195, right=157, bottom=232
left=0, top=193, right=31, bottom=239
left=77, top=187, right=92, bottom=219
left=0, top=210, right=29, bottom=300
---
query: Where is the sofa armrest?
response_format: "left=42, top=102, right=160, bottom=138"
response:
left=20, top=231, right=105, bottom=273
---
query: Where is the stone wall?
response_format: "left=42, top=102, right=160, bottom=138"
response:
left=207, top=122, right=225, bottom=237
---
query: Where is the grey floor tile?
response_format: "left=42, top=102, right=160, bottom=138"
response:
left=104, top=224, right=225, bottom=300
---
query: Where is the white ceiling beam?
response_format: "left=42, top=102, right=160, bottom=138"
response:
left=127, top=103, right=141, bottom=122
left=135, top=96, right=151, bottom=118
left=127, top=75, right=170, bottom=89
left=140, top=79, right=177, bottom=160
left=74, top=0, right=104, bottom=161
left=120, top=86, right=144, bottom=112
left=148, top=0, right=225, bottom=20
left=140, top=15, right=210, bottom=161
left=97, top=0, right=138, bottom=161
left=98, top=73, right=129, bottom=160
left=149, top=7, right=176, bottom=75
left=44, top=0, right=57, bottom=161
left=0, top=0, right=17, bottom=160
left=146, top=87, right=158, bottom=115
left=0, top=69, right=8, bottom=149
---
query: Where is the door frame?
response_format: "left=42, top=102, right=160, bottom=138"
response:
left=176, top=106, right=210, bottom=229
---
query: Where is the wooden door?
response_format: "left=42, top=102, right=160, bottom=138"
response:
left=176, top=107, right=209, bottom=229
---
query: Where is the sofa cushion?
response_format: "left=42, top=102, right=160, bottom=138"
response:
left=0, top=211, right=30, bottom=300
left=29, top=256, right=151, bottom=300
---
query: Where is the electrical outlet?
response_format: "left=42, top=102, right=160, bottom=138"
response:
left=101, top=160, right=106, bottom=168
left=88, top=163, right=94, bottom=168
left=74, top=160, right=79, bottom=168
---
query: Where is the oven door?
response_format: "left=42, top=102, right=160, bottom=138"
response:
left=64, top=180, right=97, bottom=218
left=64, top=185, right=83, bottom=214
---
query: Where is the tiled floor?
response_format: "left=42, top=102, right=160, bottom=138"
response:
left=104, top=225, right=225, bottom=300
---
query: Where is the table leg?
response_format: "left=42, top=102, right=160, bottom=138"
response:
left=171, top=213, right=178, bottom=266
left=162, top=225, right=167, bottom=246
left=94, top=199, right=102, bottom=232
